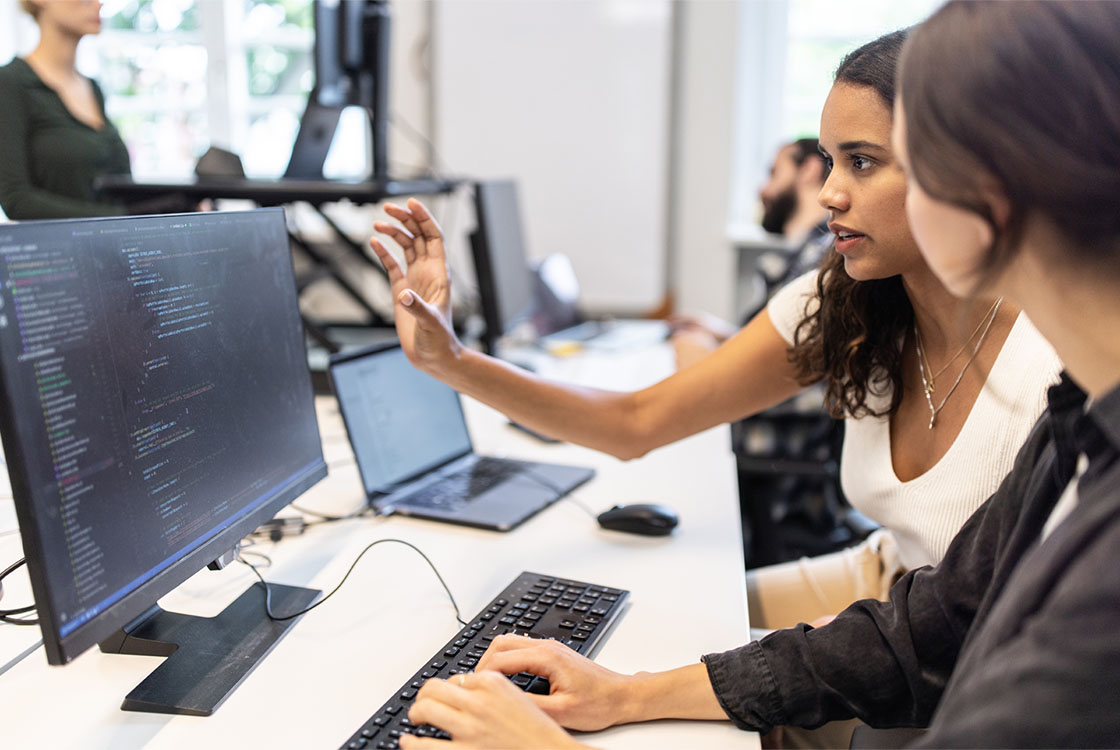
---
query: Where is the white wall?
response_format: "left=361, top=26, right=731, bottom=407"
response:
left=431, top=0, right=673, bottom=313
left=668, top=0, right=740, bottom=323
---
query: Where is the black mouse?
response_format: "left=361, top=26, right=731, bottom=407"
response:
left=596, top=503, right=679, bottom=536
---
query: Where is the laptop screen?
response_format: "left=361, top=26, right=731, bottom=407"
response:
left=330, top=346, right=472, bottom=494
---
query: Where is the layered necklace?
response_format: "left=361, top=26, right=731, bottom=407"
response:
left=914, top=298, right=1003, bottom=429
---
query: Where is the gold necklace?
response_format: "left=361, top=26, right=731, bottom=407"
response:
left=914, top=299, right=1003, bottom=429
left=914, top=297, right=1002, bottom=393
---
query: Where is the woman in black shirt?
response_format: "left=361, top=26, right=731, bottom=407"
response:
left=0, top=0, right=130, bottom=219
left=392, top=2, right=1120, bottom=747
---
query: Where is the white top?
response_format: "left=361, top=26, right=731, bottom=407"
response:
left=769, top=270, right=1062, bottom=570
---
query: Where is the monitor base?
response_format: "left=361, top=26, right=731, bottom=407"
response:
left=99, top=582, right=320, bottom=716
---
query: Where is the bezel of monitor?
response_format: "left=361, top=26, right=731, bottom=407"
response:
left=0, top=209, right=328, bottom=666
left=469, top=180, right=537, bottom=353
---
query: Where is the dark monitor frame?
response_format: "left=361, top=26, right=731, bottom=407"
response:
left=0, top=209, right=328, bottom=714
left=285, top=0, right=391, bottom=182
left=469, top=180, right=539, bottom=355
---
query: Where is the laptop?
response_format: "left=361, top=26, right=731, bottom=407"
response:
left=328, top=343, right=595, bottom=531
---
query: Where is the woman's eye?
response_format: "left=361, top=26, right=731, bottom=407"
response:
left=851, top=155, right=873, bottom=171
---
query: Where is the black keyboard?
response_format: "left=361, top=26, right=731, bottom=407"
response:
left=338, top=571, right=629, bottom=750
left=399, top=458, right=526, bottom=511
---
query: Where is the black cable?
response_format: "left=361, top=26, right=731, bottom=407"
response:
left=0, top=558, right=39, bottom=625
left=519, top=467, right=600, bottom=520
left=238, top=537, right=468, bottom=628
left=287, top=499, right=369, bottom=523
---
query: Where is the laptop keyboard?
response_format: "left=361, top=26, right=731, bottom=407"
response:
left=398, top=457, right=527, bottom=511
left=337, top=571, right=629, bottom=749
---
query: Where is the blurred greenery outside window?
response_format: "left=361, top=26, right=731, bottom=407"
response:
left=96, top=0, right=313, bottom=180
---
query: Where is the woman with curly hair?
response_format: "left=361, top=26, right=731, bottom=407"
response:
left=369, top=27, right=1060, bottom=636
left=383, top=2, right=1120, bottom=746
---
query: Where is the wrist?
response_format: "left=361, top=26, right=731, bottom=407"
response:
left=617, top=671, right=662, bottom=724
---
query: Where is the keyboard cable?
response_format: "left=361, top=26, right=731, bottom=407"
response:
left=238, top=537, right=468, bottom=628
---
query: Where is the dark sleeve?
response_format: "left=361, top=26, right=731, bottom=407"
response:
left=0, top=70, right=124, bottom=220
left=915, top=506, right=1120, bottom=747
left=702, top=420, right=1050, bottom=734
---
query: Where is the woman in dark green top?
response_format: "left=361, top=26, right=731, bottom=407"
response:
left=0, top=0, right=131, bottom=219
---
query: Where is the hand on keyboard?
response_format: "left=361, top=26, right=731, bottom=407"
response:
left=339, top=573, right=628, bottom=750
left=402, top=670, right=585, bottom=750
left=473, top=634, right=637, bottom=733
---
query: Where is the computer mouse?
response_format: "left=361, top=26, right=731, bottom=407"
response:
left=596, top=503, right=679, bottom=536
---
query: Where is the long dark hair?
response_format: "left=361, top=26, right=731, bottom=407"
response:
left=900, top=1, right=1120, bottom=282
left=788, top=29, right=912, bottom=418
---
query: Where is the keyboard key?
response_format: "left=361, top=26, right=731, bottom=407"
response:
left=558, top=619, right=577, bottom=629
left=527, top=676, right=552, bottom=695
left=400, top=689, right=417, bottom=701
left=384, top=706, right=401, bottom=715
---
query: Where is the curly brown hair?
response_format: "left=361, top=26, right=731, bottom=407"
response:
left=788, top=29, right=912, bottom=419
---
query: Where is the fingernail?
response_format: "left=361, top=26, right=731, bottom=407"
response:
left=400, top=290, right=414, bottom=306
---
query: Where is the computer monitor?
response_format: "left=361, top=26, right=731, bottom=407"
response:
left=0, top=208, right=328, bottom=715
left=469, top=180, right=540, bottom=354
left=285, top=0, right=391, bottom=181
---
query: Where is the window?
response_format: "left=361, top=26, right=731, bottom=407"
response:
left=729, top=0, right=943, bottom=235
left=783, top=0, right=943, bottom=139
left=94, top=0, right=313, bottom=180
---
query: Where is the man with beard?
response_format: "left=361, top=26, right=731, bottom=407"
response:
left=671, top=138, right=828, bottom=363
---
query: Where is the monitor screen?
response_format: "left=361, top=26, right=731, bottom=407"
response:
left=0, top=209, right=327, bottom=685
left=470, top=180, right=538, bottom=353
left=330, top=344, right=470, bottom=494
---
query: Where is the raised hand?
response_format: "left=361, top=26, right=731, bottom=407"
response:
left=400, top=670, right=589, bottom=750
left=370, top=198, right=462, bottom=373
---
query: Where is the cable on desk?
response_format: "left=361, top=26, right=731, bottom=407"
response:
left=0, top=557, right=38, bottom=625
left=520, top=467, right=600, bottom=520
left=246, top=500, right=373, bottom=542
left=238, top=537, right=468, bottom=628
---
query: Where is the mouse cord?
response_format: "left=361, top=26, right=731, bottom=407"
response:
left=238, top=537, right=468, bottom=628
left=518, top=467, right=600, bottom=519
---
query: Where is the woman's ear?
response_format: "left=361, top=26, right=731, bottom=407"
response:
left=982, top=178, right=1012, bottom=239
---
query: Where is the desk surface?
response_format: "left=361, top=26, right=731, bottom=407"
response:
left=0, top=347, right=755, bottom=749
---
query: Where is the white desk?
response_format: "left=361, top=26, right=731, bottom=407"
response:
left=0, top=348, right=756, bottom=749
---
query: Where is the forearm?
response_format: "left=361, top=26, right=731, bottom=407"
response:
left=618, top=664, right=728, bottom=723
left=439, top=347, right=657, bottom=459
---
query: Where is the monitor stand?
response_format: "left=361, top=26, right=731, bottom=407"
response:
left=98, top=582, right=320, bottom=716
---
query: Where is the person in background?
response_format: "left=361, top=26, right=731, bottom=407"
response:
left=391, top=1, right=1120, bottom=746
left=670, top=138, right=829, bottom=367
left=0, top=0, right=129, bottom=219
